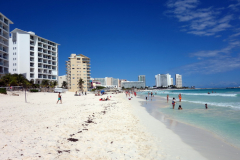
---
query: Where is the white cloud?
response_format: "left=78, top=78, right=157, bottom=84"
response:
left=228, top=0, right=240, bottom=11
left=190, top=40, right=240, bottom=57
left=180, top=55, right=240, bottom=74
left=166, top=0, right=234, bottom=36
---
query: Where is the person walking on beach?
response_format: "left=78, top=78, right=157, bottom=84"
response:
left=167, top=94, right=169, bottom=102
left=151, top=92, right=153, bottom=97
left=178, top=94, right=182, bottom=102
left=146, top=96, right=148, bottom=101
left=56, top=92, right=62, bottom=104
left=172, top=98, right=176, bottom=109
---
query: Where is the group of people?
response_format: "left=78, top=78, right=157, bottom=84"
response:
left=99, top=96, right=111, bottom=101
left=74, top=91, right=87, bottom=96
left=171, top=97, right=182, bottom=110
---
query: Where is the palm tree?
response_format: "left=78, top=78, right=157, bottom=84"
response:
left=1, top=73, right=12, bottom=86
left=78, top=78, right=84, bottom=92
left=41, top=79, right=49, bottom=92
left=53, top=81, right=58, bottom=88
left=62, top=81, right=68, bottom=89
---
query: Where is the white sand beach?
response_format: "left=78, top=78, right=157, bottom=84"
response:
left=0, top=91, right=207, bottom=159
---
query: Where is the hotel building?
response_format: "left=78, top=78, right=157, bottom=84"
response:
left=138, top=75, right=146, bottom=87
left=58, top=75, right=66, bottom=88
left=0, top=13, right=13, bottom=78
left=9, top=28, right=59, bottom=83
left=121, top=81, right=145, bottom=89
left=175, top=74, right=182, bottom=88
left=93, top=77, right=119, bottom=89
left=66, top=54, right=91, bottom=92
left=155, top=73, right=172, bottom=87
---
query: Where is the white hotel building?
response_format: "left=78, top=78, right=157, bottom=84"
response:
left=155, top=73, right=172, bottom=87
left=9, top=29, right=59, bottom=84
left=175, top=74, right=182, bottom=88
left=0, top=13, right=13, bottom=78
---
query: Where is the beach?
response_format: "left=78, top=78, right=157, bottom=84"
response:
left=1, top=91, right=236, bottom=159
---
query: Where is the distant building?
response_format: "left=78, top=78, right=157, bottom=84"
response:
left=121, top=81, right=145, bottom=89
left=93, top=77, right=119, bottom=88
left=58, top=75, right=66, bottom=87
left=9, top=28, right=59, bottom=83
left=66, top=54, right=91, bottom=92
left=155, top=73, right=172, bottom=87
left=175, top=74, right=182, bottom=88
left=171, top=78, right=173, bottom=85
left=138, top=75, right=146, bottom=87
left=119, top=79, right=127, bottom=88
left=0, top=12, right=13, bottom=78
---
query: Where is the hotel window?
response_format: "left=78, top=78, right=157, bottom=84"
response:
left=72, top=68, right=75, bottom=69
left=72, top=77, right=75, bottom=79
left=77, top=58, right=80, bottom=60
left=72, top=64, right=74, bottom=66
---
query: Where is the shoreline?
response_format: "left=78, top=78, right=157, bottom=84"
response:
left=1, top=91, right=239, bottom=159
left=133, top=94, right=240, bottom=160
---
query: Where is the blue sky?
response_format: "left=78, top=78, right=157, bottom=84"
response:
left=2, top=0, right=240, bottom=87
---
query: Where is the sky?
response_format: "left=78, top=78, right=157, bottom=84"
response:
left=2, top=0, right=240, bottom=88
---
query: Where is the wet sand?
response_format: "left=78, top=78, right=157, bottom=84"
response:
left=139, top=95, right=240, bottom=160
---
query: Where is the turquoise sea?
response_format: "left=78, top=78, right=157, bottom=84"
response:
left=138, top=88, right=240, bottom=149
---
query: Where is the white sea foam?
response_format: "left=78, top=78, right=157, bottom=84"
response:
left=182, top=100, right=240, bottom=109
left=156, top=92, right=237, bottom=97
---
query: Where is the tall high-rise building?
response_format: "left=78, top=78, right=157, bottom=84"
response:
left=155, top=73, right=171, bottom=87
left=9, top=29, right=59, bottom=83
left=175, top=74, right=182, bottom=88
left=0, top=13, right=13, bottom=78
left=138, top=75, right=146, bottom=87
left=66, top=54, right=91, bottom=92
left=171, top=78, right=173, bottom=85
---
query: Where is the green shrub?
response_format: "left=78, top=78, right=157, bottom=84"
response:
left=0, top=88, right=7, bottom=94
left=30, top=89, right=39, bottom=92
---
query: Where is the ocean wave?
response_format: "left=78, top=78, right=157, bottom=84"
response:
left=155, top=92, right=237, bottom=97
left=182, top=100, right=240, bottom=109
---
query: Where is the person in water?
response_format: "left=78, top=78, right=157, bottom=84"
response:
left=167, top=94, right=169, bottom=102
left=178, top=105, right=182, bottom=110
left=172, top=98, right=176, bottom=109
left=57, top=92, right=62, bottom=104
left=205, top=104, right=208, bottom=109
left=178, top=94, right=182, bottom=102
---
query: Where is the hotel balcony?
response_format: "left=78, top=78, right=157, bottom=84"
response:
left=30, top=47, right=34, bottom=51
left=30, top=52, right=34, bottom=56
left=2, top=26, right=8, bottom=32
left=4, top=19, right=9, bottom=25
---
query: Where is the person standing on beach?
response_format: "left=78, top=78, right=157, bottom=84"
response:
left=151, top=92, right=153, bottom=97
left=146, top=96, right=148, bottom=101
left=167, top=94, right=169, bottom=102
left=178, top=94, right=182, bottom=102
left=172, top=98, right=176, bottom=109
left=56, top=92, right=62, bottom=104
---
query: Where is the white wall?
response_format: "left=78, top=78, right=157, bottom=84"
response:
left=18, top=32, right=30, bottom=79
